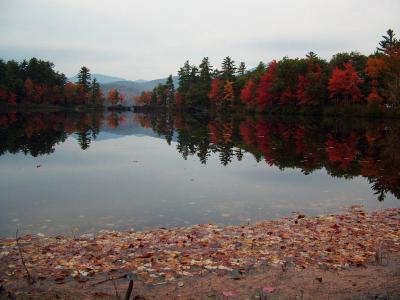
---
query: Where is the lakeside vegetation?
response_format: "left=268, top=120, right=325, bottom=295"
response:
left=135, top=29, right=400, bottom=116
left=0, top=59, right=104, bottom=107
left=1, top=29, right=399, bottom=117
left=0, top=59, right=128, bottom=109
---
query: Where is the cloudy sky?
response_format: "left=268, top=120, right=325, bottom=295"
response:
left=0, top=0, right=399, bottom=80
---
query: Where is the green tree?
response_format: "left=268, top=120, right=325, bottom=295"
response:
left=199, top=57, right=213, bottom=83
left=212, top=68, right=221, bottom=79
left=165, top=74, right=175, bottom=106
left=190, top=65, right=199, bottom=83
left=91, top=78, right=101, bottom=105
left=248, top=61, right=266, bottom=82
left=221, top=56, right=236, bottom=80
left=306, top=51, right=318, bottom=60
left=76, top=66, right=91, bottom=92
left=178, top=61, right=191, bottom=93
left=377, top=29, right=399, bottom=53
left=195, top=57, right=213, bottom=98
left=329, top=52, right=367, bottom=74
left=238, top=62, right=246, bottom=76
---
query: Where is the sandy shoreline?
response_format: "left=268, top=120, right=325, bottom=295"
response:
left=0, top=206, right=399, bottom=299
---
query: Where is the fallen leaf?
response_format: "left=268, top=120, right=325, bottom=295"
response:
left=262, top=286, right=274, bottom=293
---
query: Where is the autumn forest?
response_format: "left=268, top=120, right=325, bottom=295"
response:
left=1, top=29, right=400, bottom=117
left=136, top=29, right=400, bottom=115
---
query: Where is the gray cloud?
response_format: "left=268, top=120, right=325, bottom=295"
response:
left=0, top=0, right=399, bottom=79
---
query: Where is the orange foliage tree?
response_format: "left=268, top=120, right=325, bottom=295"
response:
left=365, top=51, right=400, bottom=108
left=223, top=80, right=234, bottom=102
left=134, top=91, right=152, bottom=106
left=365, top=57, right=385, bottom=105
left=108, top=89, right=125, bottom=106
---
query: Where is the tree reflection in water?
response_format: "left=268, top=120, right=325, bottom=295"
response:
left=0, top=110, right=399, bottom=201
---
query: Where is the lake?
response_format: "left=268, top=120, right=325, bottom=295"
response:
left=0, top=110, right=399, bottom=237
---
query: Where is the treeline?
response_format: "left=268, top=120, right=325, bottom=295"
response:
left=135, top=29, right=400, bottom=114
left=0, top=58, right=125, bottom=107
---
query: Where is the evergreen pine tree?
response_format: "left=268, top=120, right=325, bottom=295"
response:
left=377, top=29, right=399, bottom=53
left=199, top=57, right=213, bottom=83
left=77, top=66, right=91, bottom=92
left=178, top=61, right=191, bottom=93
left=221, top=56, right=236, bottom=80
left=238, top=62, right=246, bottom=76
left=91, top=78, right=101, bottom=104
left=166, top=74, right=175, bottom=106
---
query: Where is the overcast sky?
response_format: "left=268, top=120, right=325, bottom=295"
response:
left=0, top=0, right=399, bottom=80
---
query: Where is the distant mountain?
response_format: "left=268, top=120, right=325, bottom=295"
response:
left=101, top=76, right=179, bottom=106
left=68, top=73, right=179, bottom=106
left=68, top=73, right=126, bottom=84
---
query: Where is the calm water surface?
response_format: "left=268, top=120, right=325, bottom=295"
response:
left=0, top=111, right=398, bottom=237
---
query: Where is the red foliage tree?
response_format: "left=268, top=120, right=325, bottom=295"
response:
left=296, top=75, right=307, bottom=104
left=49, top=86, right=63, bottom=104
left=239, top=120, right=256, bottom=146
left=367, top=80, right=384, bottom=104
left=75, top=84, right=91, bottom=104
left=294, top=127, right=307, bottom=156
left=240, top=80, right=257, bottom=106
left=64, top=83, right=77, bottom=102
left=325, top=133, right=360, bottom=170
left=175, top=92, right=184, bottom=107
left=328, top=63, right=363, bottom=102
left=24, top=79, right=35, bottom=101
left=208, top=79, right=223, bottom=103
left=365, top=57, right=385, bottom=105
left=256, top=61, right=277, bottom=110
left=255, top=120, right=274, bottom=165
left=173, top=115, right=184, bottom=129
left=279, top=87, right=294, bottom=105
left=297, top=63, right=324, bottom=106
left=207, top=121, right=219, bottom=144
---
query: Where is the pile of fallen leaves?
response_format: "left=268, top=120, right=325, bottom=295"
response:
left=0, top=207, right=399, bottom=286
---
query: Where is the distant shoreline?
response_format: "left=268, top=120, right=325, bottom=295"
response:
left=2, top=103, right=400, bottom=120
